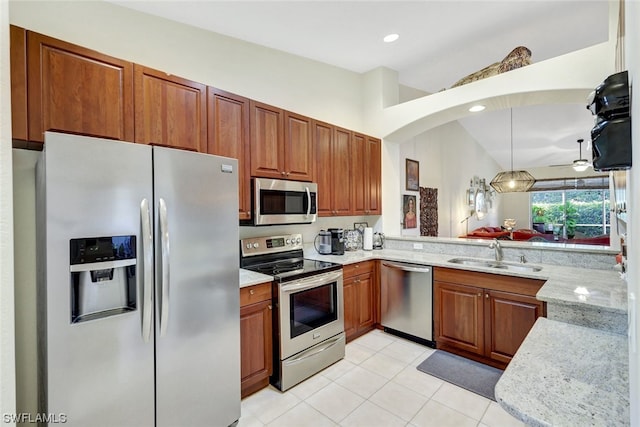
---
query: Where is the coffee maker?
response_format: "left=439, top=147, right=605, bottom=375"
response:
left=328, top=228, right=345, bottom=255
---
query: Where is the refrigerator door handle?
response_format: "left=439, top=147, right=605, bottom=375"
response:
left=140, top=198, right=153, bottom=343
left=159, top=198, right=170, bottom=337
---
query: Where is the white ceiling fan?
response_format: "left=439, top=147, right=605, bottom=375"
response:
left=549, top=139, right=592, bottom=171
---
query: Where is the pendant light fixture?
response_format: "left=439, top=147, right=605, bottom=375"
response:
left=572, top=138, right=591, bottom=172
left=490, top=109, right=536, bottom=193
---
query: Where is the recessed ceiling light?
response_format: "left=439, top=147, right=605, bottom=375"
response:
left=469, top=105, right=486, bottom=112
left=383, top=33, right=399, bottom=43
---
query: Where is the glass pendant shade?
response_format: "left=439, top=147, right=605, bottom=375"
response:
left=490, top=108, right=535, bottom=193
left=490, top=170, right=536, bottom=192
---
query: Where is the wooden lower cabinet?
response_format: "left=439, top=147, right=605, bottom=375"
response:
left=433, top=267, right=545, bottom=369
left=240, top=282, right=273, bottom=398
left=343, top=261, right=376, bottom=342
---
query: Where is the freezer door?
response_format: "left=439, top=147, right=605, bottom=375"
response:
left=153, top=147, right=240, bottom=426
left=38, top=132, right=155, bottom=426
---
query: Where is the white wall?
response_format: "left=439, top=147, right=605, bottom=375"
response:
left=397, top=121, right=502, bottom=237
left=9, top=0, right=366, bottom=134
left=625, top=1, right=639, bottom=424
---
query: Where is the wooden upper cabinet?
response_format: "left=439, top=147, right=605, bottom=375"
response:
left=351, top=133, right=367, bottom=215
left=207, top=88, right=251, bottom=220
left=250, top=101, right=284, bottom=179
left=314, top=120, right=334, bottom=216
left=315, top=121, right=352, bottom=216
left=283, top=111, right=314, bottom=181
left=134, top=65, right=206, bottom=151
left=10, top=25, right=28, bottom=142
left=332, top=127, right=352, bottom=215
left=250, top=101, right=314, bottom=181
left=366, top=136, right=382, bottom=215
left=26, top=30, right=134, bottom=143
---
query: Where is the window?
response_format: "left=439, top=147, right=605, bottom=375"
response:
left=530, top=177, right=610, bottom=239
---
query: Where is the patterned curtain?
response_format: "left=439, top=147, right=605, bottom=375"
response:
left=420, top=187, right=438, bottom=236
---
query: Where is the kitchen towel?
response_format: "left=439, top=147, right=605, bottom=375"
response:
left=363, top=227, right=373, bottom=250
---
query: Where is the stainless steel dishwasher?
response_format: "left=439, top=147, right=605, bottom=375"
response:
left=380, top=261, right=434, bottom=346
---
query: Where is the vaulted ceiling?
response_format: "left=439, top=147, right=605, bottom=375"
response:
left=109, top=0, right=611, bottom=169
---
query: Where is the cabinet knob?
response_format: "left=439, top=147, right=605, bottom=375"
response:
left=281, top=171, right=286, bottom=176
left=478, top=293, right=482, bottom=297
left=286, top=172, right=290, bottom=176
left=485, top=294, right=489, bottom=299
left=249, top=289, right=255, bottom=295
left=268, top=305, right=272, bottom=310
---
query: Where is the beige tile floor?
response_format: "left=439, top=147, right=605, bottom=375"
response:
left=239, top=329, right=524, bottom=427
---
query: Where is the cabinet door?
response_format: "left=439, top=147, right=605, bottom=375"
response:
left=350, top=133, right=367, bottom=215
left=207, top=88, right=251, bottom=220
left=357, top=271, right=375, bottom=330
left=485, top=290, right=545, bottom=364
left=27, top=30, right=134, bottom=143
left=240, top=299, right=272, bottom=398
left=343, top=276, right=359, bottom=340
left=250, top=101, right=284, bottom=179
left=134, top=65, right=206, bottom=151
left=366, top=136, right=382, bottom=215
left=332, top=127, right=352, bottom=215
left=434, top=281, right=484, bottom=355
left=10, top=25, right=28, bottom=142
left=284, top=111, right=314, bottom=181
left=314, top=120, right=334, bottom=216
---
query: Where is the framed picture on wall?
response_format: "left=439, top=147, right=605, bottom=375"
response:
left=402, top=194, right=417, bottom=229
left=406, top=159, right=419, bottom=191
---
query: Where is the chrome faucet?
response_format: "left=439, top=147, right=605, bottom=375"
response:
left=489, top=238, right=503, bottom=262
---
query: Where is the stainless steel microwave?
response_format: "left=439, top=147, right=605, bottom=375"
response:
left=247, top=178, right=318, bottom=226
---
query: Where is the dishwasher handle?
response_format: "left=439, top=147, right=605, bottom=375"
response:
left=382, top=261, right=431, bottom=274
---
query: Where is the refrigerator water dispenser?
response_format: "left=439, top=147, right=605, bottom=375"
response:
left=70, top=236, right=137, bottom=323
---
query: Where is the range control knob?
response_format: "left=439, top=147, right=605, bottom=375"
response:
left=286, top=239, right=291, bottom=245
left=296, top=237, right=302, bottom=244
left=252, top=242, right=259, bottom=249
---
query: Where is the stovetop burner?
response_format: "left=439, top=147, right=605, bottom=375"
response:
left=240, top=234, right=342, bottom=282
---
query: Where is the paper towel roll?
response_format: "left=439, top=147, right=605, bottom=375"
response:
left=363, top=227, right=373, bottom=251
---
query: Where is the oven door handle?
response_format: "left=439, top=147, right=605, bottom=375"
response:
left=280, top=270, right=342, bottom=294
left=284, top=334, right=344, bottom=365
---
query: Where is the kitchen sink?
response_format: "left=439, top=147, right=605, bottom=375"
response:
left=447, top=258, right=542, bottom=273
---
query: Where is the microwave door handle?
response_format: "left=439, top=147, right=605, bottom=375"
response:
left=305, top=186, right=311, bottom=218
left=140, top=198, right=153, bottom=343
left=159, top=198, right=170, bottom=338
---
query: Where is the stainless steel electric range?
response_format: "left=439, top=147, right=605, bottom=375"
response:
left=240, top=234, right=345, bottom=391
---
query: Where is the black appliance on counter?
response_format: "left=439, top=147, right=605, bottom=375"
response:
left=239, top=234, right=345, bottom=392
left=328, top=228, right=345, bottom=255
left=587, top=70, right=632, bottom=171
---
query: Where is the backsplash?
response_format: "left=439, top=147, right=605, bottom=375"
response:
left=384, top=236, right=618, bottom=271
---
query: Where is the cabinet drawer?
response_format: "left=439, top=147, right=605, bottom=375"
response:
left=240, top=282, right=272, bottom=306
left=343, top=260, right=374, bottom=279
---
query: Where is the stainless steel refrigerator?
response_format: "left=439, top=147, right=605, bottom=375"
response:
left=36, top=132, right=240, bottom=426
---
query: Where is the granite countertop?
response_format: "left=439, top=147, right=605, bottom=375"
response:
left=495, top=317, right=630, bottom=427
left=239, top=268, right=273, bottom=288
left=302, top=247, right=627, bottom=315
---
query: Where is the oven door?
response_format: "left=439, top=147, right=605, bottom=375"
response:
left=278, top=270, right=344, bottom=359
left=253, top=178, right=317, bottom=226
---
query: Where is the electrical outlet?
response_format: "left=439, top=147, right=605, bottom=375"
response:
left=413, top=243, right=423, bottom=250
